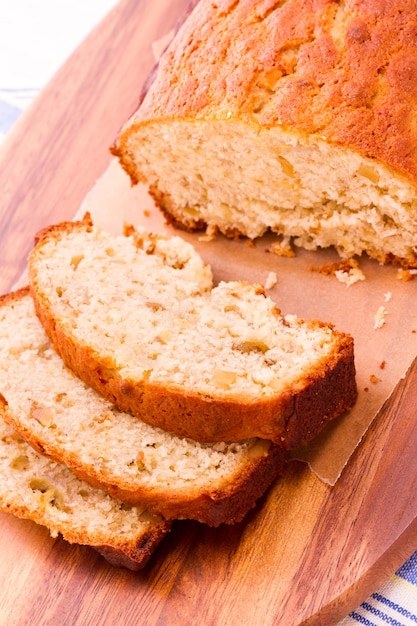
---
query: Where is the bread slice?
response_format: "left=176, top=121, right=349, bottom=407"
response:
left=0, top=289, right=285, bottom=526
left=112, top=0, right=417, bottom=268
left=0, top=418, right=170, bottom=570
left=28, top=215, right=357, bottom=447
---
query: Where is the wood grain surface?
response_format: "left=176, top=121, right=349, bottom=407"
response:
left=0, top=1, right=416, bottom=624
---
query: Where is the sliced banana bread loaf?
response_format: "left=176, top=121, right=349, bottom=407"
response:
left=0, top=289, right=285, bottom=526
left=28, top=216, right=357, bottom=446
left=112, top=0, right=417, bottom=267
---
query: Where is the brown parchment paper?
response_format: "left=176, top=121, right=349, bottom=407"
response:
left=76, top=158, right=417, bottom=486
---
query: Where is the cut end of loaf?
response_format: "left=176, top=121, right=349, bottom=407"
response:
left=116, top=119, right=417, bottom=268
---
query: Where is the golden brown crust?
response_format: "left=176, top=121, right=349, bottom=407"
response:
left=149, top=186, right=207, bottom=232
left=121, top=0, right=417, bottom=185
left=91, top=522, right=170, bottom=570
left=2, top=505, right=169, bottom=571
left=0, top=286, right=32, bottom=308
left=94, top=540, right=161, bottom=571
left=125, top=0, right=202, bottom=115
left=32, top=212, right=94, bottom=246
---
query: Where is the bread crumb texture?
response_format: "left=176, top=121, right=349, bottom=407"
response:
left=264, top=271, right=278, bottom=290
left=374, top=305, right=388, bottom=329
left=114, top=0, right=417, bottom=268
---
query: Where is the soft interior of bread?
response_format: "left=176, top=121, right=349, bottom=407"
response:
left=0, top=293, right=270, bottom=494
left=0, top=420, right=163, bottom=544
left=124, top=120, right=417, bottom=265
left=31, top=225, right=342, bottom=400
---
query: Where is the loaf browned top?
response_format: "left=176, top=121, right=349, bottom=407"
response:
left=135, top=0, right=417, bottom=183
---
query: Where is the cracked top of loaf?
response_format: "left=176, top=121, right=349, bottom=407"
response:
left=133, top=0, right=417, bottom=183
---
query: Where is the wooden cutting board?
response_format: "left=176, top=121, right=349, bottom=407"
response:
left=0, top=1, right=416, bottom=624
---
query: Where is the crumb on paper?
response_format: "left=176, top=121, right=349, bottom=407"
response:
left=334, top=266, right=366, bottom=286
left=246, top=239, right=256, bottom=248
left=310, top=257, right=365, bottom=286
left=397, top=268, right=417, bottom=281
left=379, top=360, right=386, bottom=370
left=264, top=271, right=278, bottom=290
left=143, top=208, right=151, bottom=218
left=374, top=305, right=388, bottom=329
left=369, top=374, right=380, bottom=384
left=384, top=291, right=392, bottom=302
left=198, top=224, right=218, bottom=243
left=267, top=237, right=295, bottom=257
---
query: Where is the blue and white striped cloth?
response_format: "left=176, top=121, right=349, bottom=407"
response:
left=340, top=552, right=417, bottom=625
left=1, top=2, right=417, bottom=624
